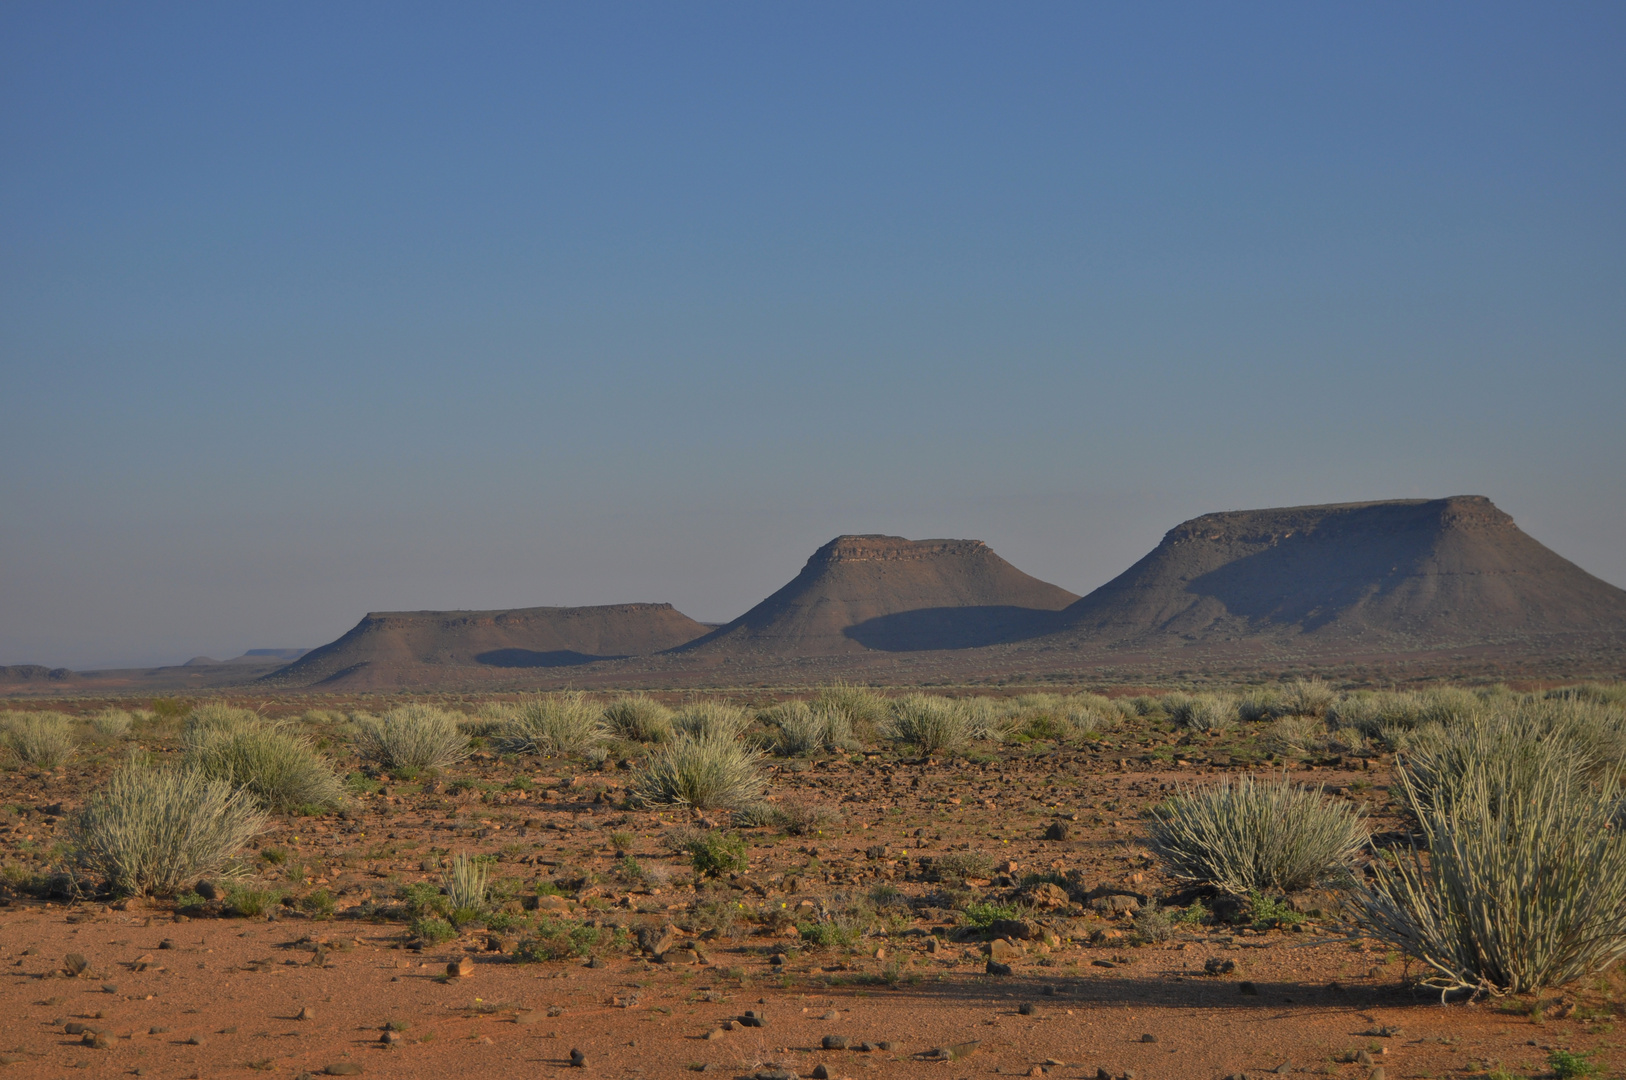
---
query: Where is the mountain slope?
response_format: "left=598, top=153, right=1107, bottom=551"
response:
left=680, top=534, right=1079, bottom=656
left=1052, top=496, right=1626, bottom=647
left=265, top=603, right=711, bottom=686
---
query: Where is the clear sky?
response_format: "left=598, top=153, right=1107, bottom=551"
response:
left=3, top=3, right=1623, bottom=668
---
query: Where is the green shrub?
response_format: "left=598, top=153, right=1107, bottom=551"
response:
left=761, top=701, right=854, bottom=756
left=70, top=759, right=268, bottom=896
left=734, top=798, right=837, bottom=836
left=813, top=681, right=889, bottom=739
left=224, top=884, right=283, bottom=917
left=672, top=700, right=751, bottom=740
left=88, top=709, right=134, bottom=739
left=602, top=696, right=674, bottom=744
left=2, top=712, right=77, bottom=767
left=798, top=919, right=861, bottom=947
left=513, top=917, right=602, bottom=962
left=355, top=705, right=469, bottom=774
left=632, top=732, right=763, bottom=810
left=926, top=850, right=995, bottom=883
left=183, top=720, right=345, bottom=813
left=1352, top=722, right=1626, bottom=994
left=1278, top=678, right=1335, bottom=718
left=1132, top=899, right=1176, bottom=943
left=1163, top=693, right=1237, bottom=732
left=441, top=853, right=489, bottom=913
left=300, top=887, right=336, bottom=919
left=961, top=900, right=1020, bottom=929
left=883, top=695, right=970, bottom=754
left=1148, top=774, right=1366, bottom=896
left=496, top=692, right=606, bottom=756
left=957, top=696, right=1015, bottom=742
left=685, top=831, right=748, bottom=877
left=410, top=915, right=457, bottom=944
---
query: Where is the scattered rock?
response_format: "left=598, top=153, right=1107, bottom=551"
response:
left=81, top=1032, right=110, bottom=1049
left=989, top=938, right=1024, bottom=962
left=1356, top=1050, right=1373, bottom=1066
left=296, top=1007, right=315, bottom=1021
left=1028, top=1067, right=1044, bottom=1077
left=448, top=955, right=475, bottom=978
left=1273, top=1063, right=1291, bottom=1074
left=822, top=1035, right=849, bottom=1050
left=1204, top=957, right=1236, bottom=976
left=1368, top=1069, right=1386, bottom=1080
left=986, top=959, right=1013, bottom=976
left=1043, top=821, right=1070, bottom=841
left=1090, top=895, right=1140, bottom=915
left=1018, top=1002, right=1036, bottom=1016
left=1024, top=882, right=1070, bottom=909
left=933, top=1041, right=980, bottom=1062
left=380, top=1031, right=401, bottom=1044
left=62, top=954, right=88, bottom=977
left=739, top=1010, right=766, bottom=1028
left=638, top=924, right=678, bottom=956
left=569, top=1048, right=586, bottom=1068
left=1140, top=1033, right=1157, bottom=1043
left=990, top=919, right=1036, bottom=940
left=811, top=1066, right=831, bottom=1080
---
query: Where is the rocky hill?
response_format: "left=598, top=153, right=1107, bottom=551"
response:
left=1050, top=496, right=1626, bottom=648
left=679, top=534, right=1078, bottom=656
left=264, top=603, right=711, bottom=688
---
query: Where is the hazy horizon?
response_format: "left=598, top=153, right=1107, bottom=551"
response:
left=4, top=4, right=1623, bottom=670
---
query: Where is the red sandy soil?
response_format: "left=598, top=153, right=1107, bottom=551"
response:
left=1, top=709, right=1622, bottom=1080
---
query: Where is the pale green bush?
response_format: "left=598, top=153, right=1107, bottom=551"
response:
left=633, top=732, right=763, bottom=810
left=1164, top=692, right=1237, bottom=732
left=496, top=692, right=606, bottom=756
left=355, top=705, right=470, bottom=773
left=184, top=719, right=344, bottom=813
left=883, top=694, right=971, bottom=754
left=71, top=759, right=267, bottom=896
left=2, top=711, right=77, bottom=767
left=88, top=709, right=134, bottom=739
left=672, top=700, right=751, bottom=741
left=1148, top=774, right=1367, bottom=895
left=760, top=701, right=854, bottom=755
left=1354, top=723, right=1626, bottom=994
left=602, top=695, right=674, bottom=744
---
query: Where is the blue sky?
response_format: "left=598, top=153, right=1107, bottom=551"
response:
left=3, top=2, right=1623, bottom=668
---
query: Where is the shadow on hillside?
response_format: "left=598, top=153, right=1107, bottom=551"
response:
left=844, top=606, right=1063, bottom=651
left=474, top=649, right=625, bottom=668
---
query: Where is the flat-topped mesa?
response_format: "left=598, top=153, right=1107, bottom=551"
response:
left=811, top=535, right=998, bottom=563
left=263, top=602, right=711, bottom=687
left=677, top=534, right=1079, bottom=655
left=1054, top=495, right=1626, bottom=647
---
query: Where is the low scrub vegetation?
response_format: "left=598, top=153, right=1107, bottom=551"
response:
left=633, top=732, right=763, bottom=809
left=1354, top=709, right=1626, bottom=994
left=602, top=695, right=674, bottom=744
left=355, top=705, right=470, bottom=775
left=1, top=711, right=77, bottom=767
left=1148, top=773, right=1367, bottom=895
left=672, top=700, right=751, bottom=741
left=760, top=700, right=855, bottom=755
left=496, top=692, right=605, bottom=756
left=70, top=758, right=268, bottom=897
left=183, top=714, right=344, bottom=813
left=883, top=694, right=970, bottom=754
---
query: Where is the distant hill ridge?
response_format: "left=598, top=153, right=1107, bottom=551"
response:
left=679, top=533, right=1080, bottom=655
left=264, top=602, right=710, bottom=687
left=1051, top=495, right=1626, bottom=646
